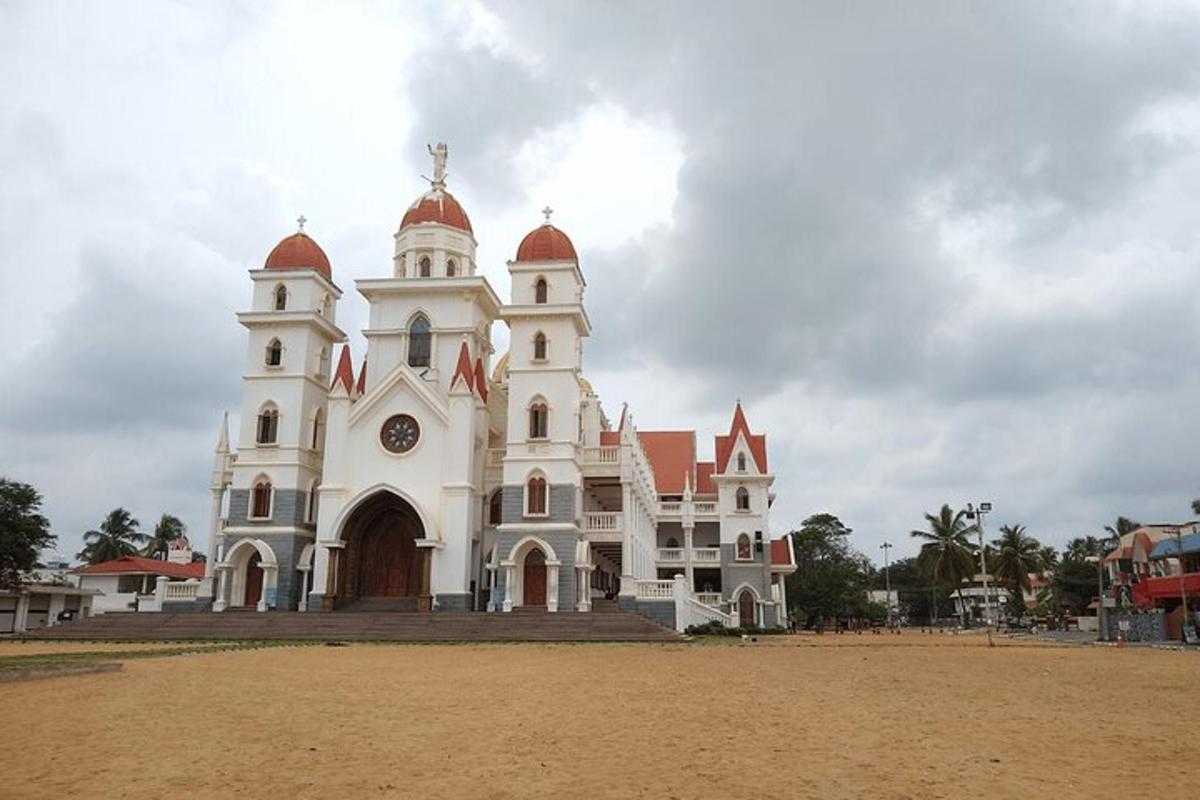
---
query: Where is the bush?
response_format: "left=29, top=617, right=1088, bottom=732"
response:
left=685, top=622, right=787, bottom=636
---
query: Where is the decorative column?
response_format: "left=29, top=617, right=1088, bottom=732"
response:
left=418, top=550, right=433, bottom=612
left=258, top=565, right=277, bottom=612
left=297, top=566, right=311, bottom=612
left=547, top=560, right=560, bottom=613
left=502, top=563, right=515, bottom=612
left=213, top=565, right=231, bottom=612
left=619, top=482, right=635, bottom=596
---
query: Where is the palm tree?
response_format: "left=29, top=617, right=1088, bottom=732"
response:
left=911, top=504, right=978, bottom=626
left=77, top=509, right=148, bottom=565
left=1103, top=516, right=1140, bottom=552
left=991, top=524, right=1043, bottom=619
left=143, top=514, right=186, bottom=560
left=1192, top=497, right=1200, bottom=517
left=1039, top=545, right=1059, bottom=571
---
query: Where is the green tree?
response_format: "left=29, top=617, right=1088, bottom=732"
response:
left=911, top=505, right=978, bottom=625
left=991, top=524, right=1043, bottom=619
left=871, top=556, right=951, bottom=624
left=1103, top=516, right=1140, bottom=549
left=0, top=479, right=55, bottom=589
left=143, top=514, right=186, bottom=560
left=77, top=509, right=147, bottom=565
left=784, top=513, right=875, bottom=627
left=1038, top=545, right=1059, bottom=571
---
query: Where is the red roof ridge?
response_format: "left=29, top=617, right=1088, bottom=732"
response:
left=355, top=357, right=368, bottom=395
left=450, top=341, right=474, bottom=392
left=715, top=401, right=767, bottom=473
left=74, top=556, right=204, bottom=579
left=473, top=357, right=489, bottom=402
left=331, top=344, right=354, bottom=394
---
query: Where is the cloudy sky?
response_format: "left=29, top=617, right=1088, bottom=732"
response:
left=4, top=1, right=1200, bottom=566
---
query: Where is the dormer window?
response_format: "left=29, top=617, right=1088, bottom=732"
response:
left=265, top=338, right=283, bottom=367
left=274, top=284, right=287, bottom=311
left=446, top=258, right=457, bottom=277
left=735, top=486, right=750, bottom=511
left=737, top=453, right=746, bottom=473
left=533, top=332, right=547, bottom=361
left=535, top=278, right=548, bottom=304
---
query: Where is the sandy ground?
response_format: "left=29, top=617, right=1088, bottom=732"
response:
left=3, top=633, right=1196, bottom=800
left=0, top=641, right=228, bottom=657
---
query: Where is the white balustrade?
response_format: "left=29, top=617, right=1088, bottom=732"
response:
left=695, top=592, right=722, bottom=607
left=657, top=548, right=684, bottom=563
left=635, top=579, right=674, bottom=599
left=163, top=580, right=200, bottom=601
left=694, top=502, right=718, bottom=515
left=581, top=446, right=620, bottom=464
left=485, top=448, right=505, bottom=467
left=584, top=512, right=621, bottom=532
left=691, top=548, right=721, bottom=563
left=659, top=502, right=682, bottom=514
left=670, top=576, right=734, bottom=631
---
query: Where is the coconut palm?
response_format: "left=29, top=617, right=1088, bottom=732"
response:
left=143, top=514, right=186, bottom=560
left=1038, top=545, right=1059, bottom=571
left=77, top=508, right=147, bottom=565
left=1103, top=516, right=1140, bottom=552
left=911, top=504, right=978, bottom=625
left=991, top=525, right=1043, bottom=618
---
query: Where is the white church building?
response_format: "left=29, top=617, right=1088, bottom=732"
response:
left=195, top=146, right=795, bottom=629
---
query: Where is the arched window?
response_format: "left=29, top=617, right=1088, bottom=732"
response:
left=265, top=338, right=283, bottom=367
left=251, top=479, right=273, bottom=519
left=488, top=490, right=503, bottom=526
left=311, top=409, right=324, bottom=450
left=529, top=401, right=548, bottom=439
left=274, top=284, right=287, bottom=311
left=735, top=486, right=750, bottom=511
left=408, top=314, right=431, bottom=367
left=257, top=405, right=279, bottom=445
left=534, top=277, right=548, bottom=304
left=526, top=476, right=547, bottom=516
left=666, top=537, right=679, bottom=549
left=737, top=533, right=752, bottom=560
left=419, top=256, right=431, bottom=278
left=446, top=258, right=456, bottom=277
left=737, top=453, right=746, bottom=472
left=533, top=332, right=547, bottom=361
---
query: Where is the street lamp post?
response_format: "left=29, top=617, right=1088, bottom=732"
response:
left=967, top=502, right=994, bottom=647
left=880, top=541, right=893, bottom=629
left=1086, top=555, right=1105, bottom=643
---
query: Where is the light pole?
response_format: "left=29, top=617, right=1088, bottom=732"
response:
left=966, top=502, right=994, bottom=647
left=880, top=541, right=893, bottom=629
left=1086, top=555, right=1105, bottom=642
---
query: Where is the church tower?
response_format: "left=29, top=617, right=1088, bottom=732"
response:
left=495, top=211, right=592, bottom=612
left=214, top=219, right=346, bottom=612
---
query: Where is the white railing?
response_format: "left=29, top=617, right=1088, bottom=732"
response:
left=584, top=512, right=621, bottom=532
left=635, top=579, right=674, bottom=599
left=696, top=592, right=722, bottom=607
left=657, top=548, right=684, bottom=563
left=692, top=548, right=721, bottom=563
left=581, top=446, right=620, bottom=465
left=163, top=580, right=200, bottom=601
left=485, top=448, right=505, bottom=467
left=671, top=576, right=734, bottom=631
left=694, top=502, right=718, bottom=515
left=659, top=502, right=682, bottom=514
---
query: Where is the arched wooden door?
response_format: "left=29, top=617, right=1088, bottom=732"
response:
left=360, top=517, right=420, bottom=597
left=523, top=549, right=547, bottom=606
left=244, top=552, right=264, bottom=606
left=738, top=590, right=756, bottom=627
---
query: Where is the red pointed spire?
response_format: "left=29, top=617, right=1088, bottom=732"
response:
left=729, top=401, right=750, bottom=438
left=331, top=345, right=354, bottom=394
left=450, top=341, right=474, bottom=392
left=355, top=358, right=368, bottom=395
left=715, top=401, right=768, bottom=473
left=473, top=358, right=489, bottom=402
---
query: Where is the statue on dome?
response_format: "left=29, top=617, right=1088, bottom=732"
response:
left=427, top=142, right=448, bottom=185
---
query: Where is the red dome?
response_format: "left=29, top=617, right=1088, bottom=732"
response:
left=516, top=224, right=577, bottom=262
left=400, top=190, right=473, bottom=234
left=264, top=232, right=332, bottom=280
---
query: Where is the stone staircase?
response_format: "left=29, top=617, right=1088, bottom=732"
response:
left=21, top=610, right=682, bottom=643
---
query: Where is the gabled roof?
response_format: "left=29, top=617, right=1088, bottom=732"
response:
left=599, top=430, right=621, bottom=446
left=450, top=341, right=475, bottom=393
left=695, top=461, right=717, bottom=495
left=74, top=557, right=204, bottom=579
left=770, top=538, right=793, bottom=568
left=331, top=344, right=354, bottom=394
left=715, top=402, right=767, bottom=474
left=637, top=431, right=696, bottom=494
left=355, top=358, right=368, bottom=395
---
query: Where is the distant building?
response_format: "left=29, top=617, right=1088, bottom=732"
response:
left=74, top=539, right=204, bottom=614
left=949, top=574, right=1009, bottom=622
left=1, top=584, right=97, bottom=633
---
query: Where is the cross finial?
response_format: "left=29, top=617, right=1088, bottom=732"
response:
left=542, top=205, right=554, bottom=223
left=296, top=214, right=307, bottom=233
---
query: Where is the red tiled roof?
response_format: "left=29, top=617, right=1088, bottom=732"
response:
left=355, top=358, right=368, bottom=395
left=450, top=342, right=474, bottom=392
left=637, top=431, right=696, bottom=494
left=400, top=190, right=473, bottom=234
left=265, top=232, right=332, bottom=280
left=770, top=538, right=793, bottom=567
left=600, top=431, right=621, bottom=446
left=516, top=223, right=577, bottom=262
left=715, top=402, right=767, bottom=474
left=695, top=461, right=716, bottom=494
left=473, top=358, right=489, bottom=402
left=74, top=557, right=204, bottom=579
left=331, top=344, right=354, bottom=393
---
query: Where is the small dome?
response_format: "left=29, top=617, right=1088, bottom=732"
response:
left=400, top=190, right=473, bottom=234
left=265, top=232, right=332, bottom=280
left=516, top=223, right=577, bottom=262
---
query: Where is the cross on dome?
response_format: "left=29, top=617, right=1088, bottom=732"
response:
left=297, top=214, right=307, bottom=233
left=542, top=206, right=554, bottom=223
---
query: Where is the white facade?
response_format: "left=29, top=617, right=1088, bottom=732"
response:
left=204, top=149, right=796, bottom=628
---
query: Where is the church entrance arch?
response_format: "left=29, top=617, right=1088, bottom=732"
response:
left=336, top=491, right=429, bottom=610
left=523, top=549, right=547, bottom=606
